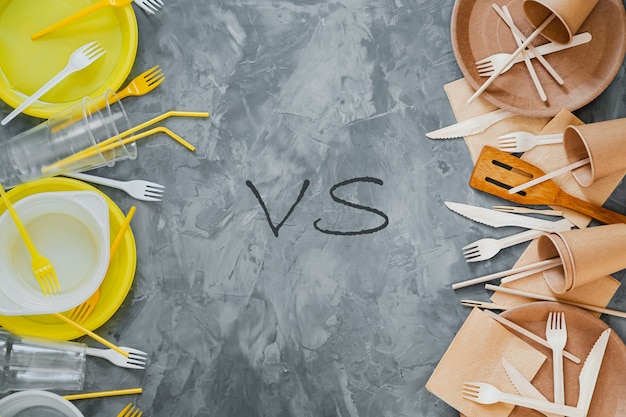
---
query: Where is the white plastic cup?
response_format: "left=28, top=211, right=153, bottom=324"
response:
left=0, top=332, right=86, bottom=393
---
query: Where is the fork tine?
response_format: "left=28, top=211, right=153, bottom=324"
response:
left=79, top=41, right=98, bottom=53
left=147, top=74, right=165, bottom=87
left=474, top=56, right=491, bottom=65
left=476, top=62, right=494, bottom=70
left=35, top=276, right=50, bottom=296
left=145, top=182, right=165, bottom=189
left=141, top=196, right=162, bottom=202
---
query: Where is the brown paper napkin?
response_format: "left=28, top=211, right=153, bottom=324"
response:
left=426, top=308, right=546, bottom=417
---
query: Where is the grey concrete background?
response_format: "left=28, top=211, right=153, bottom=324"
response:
left=2, top=0, right=626, bottom=416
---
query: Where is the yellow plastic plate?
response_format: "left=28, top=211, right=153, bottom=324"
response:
left=0, top=0, right=138, bottom=119
left=0, top=178, right=137, bottom=340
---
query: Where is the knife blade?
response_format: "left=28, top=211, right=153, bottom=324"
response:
left=445, top=201, right=574, bottom=233
left=425, top=108, right=516, bottom=139
left=577, top=328, right=611, bottom=415
left=501, top=357, right=561, bottom=417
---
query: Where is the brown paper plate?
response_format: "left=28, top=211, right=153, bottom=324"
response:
left=461, top=301, right=626, bottom=417
left=451, top=0, right=626, bottom=117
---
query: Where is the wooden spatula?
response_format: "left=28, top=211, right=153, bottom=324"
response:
left=469, top=146, right=626, bottom=224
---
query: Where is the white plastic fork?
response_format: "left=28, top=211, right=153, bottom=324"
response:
left=498, top=131, right=564, bottom=152
left=65, top=172, right=165, bottom=202
left=475, top=32, right=592, bottom=77
left=546, top=312, right=567, bottom=406
left=462, top=382, right=583, bottom=417
left=134, top=0, right=164, bottom=14
left=86, top=346, right=148, bottom=369
left=2, top=41, right=105, bottom=125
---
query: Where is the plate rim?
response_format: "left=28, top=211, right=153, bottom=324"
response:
left=450, top=0, right=626, bottom=117
left=0, top=1, right=138, bottom=119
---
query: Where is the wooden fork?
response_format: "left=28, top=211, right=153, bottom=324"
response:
left=0, top=184, right=60, bottom=295
left=118, top=403, right=142, bottom=417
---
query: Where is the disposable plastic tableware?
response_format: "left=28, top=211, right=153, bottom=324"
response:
left=86, top=346, right=147, bottom=369
left=498, top=131, right=564, bottom=152
left=133, top=0, right=163, bottom=14
left=114, top=66, right=165, bottom=103
left=31, top=0, right=162, bottom=39
left=462, top=382, right=584, bottom=416
left=118, top=403, right=143, bottom=417
left=0, top=183, right=60, bottom=295
left=64, top=206, right=135, bottom=324
left=1, top=42, right=106, bottom=125
left=546, top=312, right=567, bottom=405
left=65, top=173, right=164, bottom=202
left=62, top=388, right=142, bottom=401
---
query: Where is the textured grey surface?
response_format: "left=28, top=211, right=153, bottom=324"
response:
left=3, top=0, right=626, bottom=416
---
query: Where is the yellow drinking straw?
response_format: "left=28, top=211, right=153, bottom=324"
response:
left=62, top=388, right=142, bottom=401
left=53, top=313, right=129, bottom=357
left=44, top=111, right=208, bottom=173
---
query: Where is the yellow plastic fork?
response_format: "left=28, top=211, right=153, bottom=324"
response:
left=0, top=184, right=60, bottom=295
left=65, top=206, right=136, bottom=323
left=117, top=403, right=142, bottom=417
left=115, top=66, right=165, bottom=102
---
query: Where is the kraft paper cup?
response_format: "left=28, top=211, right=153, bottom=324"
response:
left=563, top=118, right=626, bottom=187
left=538, top=225, right=626, bottom=294
left=523, top=0, right=599, bottom=44
left=537, top=233, right=574, bottom=294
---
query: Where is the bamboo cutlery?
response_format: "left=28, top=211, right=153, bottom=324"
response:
left=462, top=311, right=609, bottom=417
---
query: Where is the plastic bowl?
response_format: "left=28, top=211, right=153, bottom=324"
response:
left=0, top=390, right=84, bottom=417
left=0, top=191, right=109, bottom=315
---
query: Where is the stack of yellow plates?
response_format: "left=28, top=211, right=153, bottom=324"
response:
left=0, top=178, right=137, bottom=340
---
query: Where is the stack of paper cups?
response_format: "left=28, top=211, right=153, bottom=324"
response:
left=523, top=0, right=599, bottom=44
left=537, top=224, right=626, bottom=294
left=563, top=117, right=626, bottom=187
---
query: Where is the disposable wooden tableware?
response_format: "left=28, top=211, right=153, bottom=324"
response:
left=562, top=117, right=626, bottom=187
left=499, top=6, right=546, bottom=101
left=462, top=381, right=584, bottom=416
left=452, top=257, right=562, bottom=289
left=498, top=131, right=564, bottom=153
left=475, top=32, right=592, bottom=77
left=545, top=311, right=566, bottom=405
left=483, top=309, right=580, bottom=363
left=507, top=157, right=590, bottom=194
left=485, top=284, right=626, bottom=319
left=537, top=225, right=626, bottom=294
left=492, top=205, right=563, bottom=216
left=469, top=146, right=626, bottom=224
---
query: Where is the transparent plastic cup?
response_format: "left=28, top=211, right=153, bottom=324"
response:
left=0, top=90, right=137, bottom=189
left=0, top=330, right=86, bottom=392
